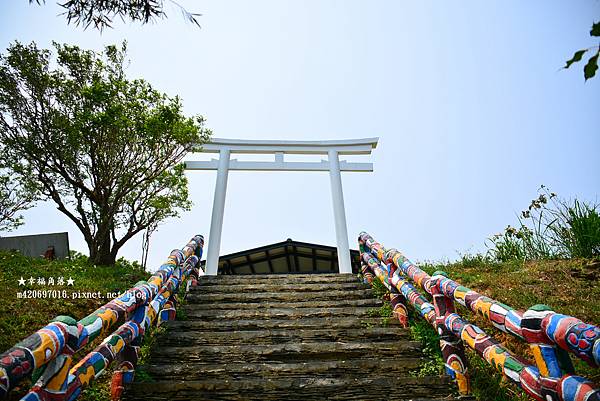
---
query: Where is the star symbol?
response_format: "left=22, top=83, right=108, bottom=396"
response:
left=66, top=277, right=74, bottom=286
left=18, top=277, right=26, bottom=286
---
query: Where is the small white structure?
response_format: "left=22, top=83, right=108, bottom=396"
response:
left=185, top=138, right=378, bottom=276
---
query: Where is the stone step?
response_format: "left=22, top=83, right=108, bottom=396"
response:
left=157, top=327, right=410, bottom=346
left=163, top=316, right=399, bottom=332
left=147, top=341, right=422, bottom=364
left=124, top=376, right=458, bottom=401
left=124, top=273, right=461, bottom=401
left=185, top=298, right=382, bottom=310
left=182, top=306, right=385, bottom=321
left=140, top=357, right=423, bottom=380
left=186, top=288, right=374, bottom=303
left=196, top=273, right=360, bottom=285
left=188, top=282, right=369, bottom=293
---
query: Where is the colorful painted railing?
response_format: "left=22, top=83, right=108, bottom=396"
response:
left=0, top=235, right=204, bottom=401
left=358, top=232, right=600, bottom=401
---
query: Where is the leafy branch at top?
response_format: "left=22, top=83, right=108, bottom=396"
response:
left=564, top=21, right=600, bottom=81
left=28, top=0, right=201, bottom=30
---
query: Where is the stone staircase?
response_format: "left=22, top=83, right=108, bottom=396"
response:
left=124, top=274, right=461, bottom=401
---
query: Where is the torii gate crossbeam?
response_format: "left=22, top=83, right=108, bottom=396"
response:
left=184, top=137, right=378, bottom=275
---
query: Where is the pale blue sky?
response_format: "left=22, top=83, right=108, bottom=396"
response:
left=1, top=1, right=598, bottom=270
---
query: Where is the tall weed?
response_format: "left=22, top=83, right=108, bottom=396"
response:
left=553, top=199, right=600, bottom=258
left=487, top=186, right=599, bottom=261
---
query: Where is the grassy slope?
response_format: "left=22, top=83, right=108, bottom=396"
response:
left=418, top=257, right=600, bottom=401
left=0, top=250, right=148, bottom=400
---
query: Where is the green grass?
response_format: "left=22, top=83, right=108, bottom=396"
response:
left=369, top=276, right=389, bottom=298
left=409, top=319, right=445, bottom=377
left=421, top=257, right=600, bottom=325
left=0, top=250, right=148, bottom=400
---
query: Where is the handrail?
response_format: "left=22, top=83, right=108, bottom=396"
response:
left=0, top=235, right=204, bottom=401
left=358, top=231, right=600, bottom=401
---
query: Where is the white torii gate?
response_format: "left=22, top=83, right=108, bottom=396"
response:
left=184, top=137, right=379, bottom=276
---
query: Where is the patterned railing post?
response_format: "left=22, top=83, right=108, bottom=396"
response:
left=359, top=242, right=409, bottom=327
left=359, top=246, right=375, bottom=284
left=24, top=316, right=78, bottom=400
left=382, top=252, right=409, bottom=328
left=522, top=304, right=574, bottom=401
left=427, top=272, right=470, bottom=395
left=359, top=232, right=470, bottom=395
left=539, top=311, right=600, bottom=401
left=107, top=303, right=147, bottom=401
left=444, top=312, right=545, bottom=400
left=388, top=284, right=409, bottom=328
left=110, top=344, right=138, bottom=401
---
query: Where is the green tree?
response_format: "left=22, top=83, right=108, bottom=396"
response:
left=29, top=0, right=201, bottom=30
left=0, top=41, right=210, bottom=265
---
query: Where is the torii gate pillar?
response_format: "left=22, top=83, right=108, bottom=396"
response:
left=327, top=149, right=352, bottom=276
left=185, top=138, right=378, bottom=275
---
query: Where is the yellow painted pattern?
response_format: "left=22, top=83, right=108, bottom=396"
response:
left=74, top=365, right=95, bottom=386
left=0, top=368, right=8, bottom=389
left=109, top=337, right=125, bottom=355
left=531, top=345, right=549, bottom=376
left=31, top=331, right=57, bottom=367
left=148, top=276, right=162, bottom=288
left=450, top=360, right=470, bottom=395
left=98, top=309, right=118, bottom=335
left=473, top=298, right=492, bottom=319
left=454, top=288, right=467, bottom=305
left=461, top=327, right=485, bottom=349
left=147, top=308, right=158, bottom=325
left=45, top=355, right=72, bottom=391
left=414, top=275, right=427, bottom=290
left=484, top=346, right=507, bottom=372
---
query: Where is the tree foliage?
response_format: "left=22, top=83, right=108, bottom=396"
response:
left=564, top=21, right=600, bottom=81
left=29, top=0, right=201, bottom=30
left=0, top=41, right=210, bottom=265
left=0, top=165, right=36, bottom=232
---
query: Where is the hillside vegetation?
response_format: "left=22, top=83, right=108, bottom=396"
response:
left=0, top=250, right=148, bottom=400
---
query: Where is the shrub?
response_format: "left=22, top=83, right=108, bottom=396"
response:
left=487, top=226, right=528, bottom=262
left=487, top=186, right=599, bottom=261
left=553, top=199, right=600, bottom=258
